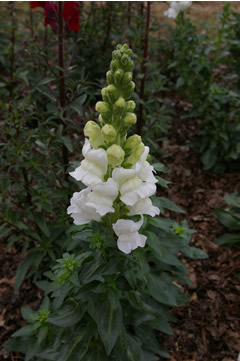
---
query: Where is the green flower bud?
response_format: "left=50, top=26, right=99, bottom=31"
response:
left=107, top=144, right=125, bottom=167
left=124, top=134, right=142, bottom=151
left=125, top=142, right=145, bottom=166
left=101, top=124, right=117, bottom=143
left=96, top=101, right=110, bottom=115
left=106, top=70, right=114, bottom=84
left=126, top=100, right=136, bottom=112
left=122, top=72, right=133, bottom=88
left=117, top=44, right=123, bottom=50
left=114, top=69, right=124, bottom=86
left=98, top=114, right=105, bottom=126
left=111, top=59, right=119, bottom=72
left=115, top=97, right=126, bottom=109
left=107, top=84, right=118, bottom=103
left=84, top=121, right=105, bottom=149
left=122, top=81, right=135, bottom=99
left=123, top=112, right=137, bottom=126
left=101, top=88, right=108, bottom=103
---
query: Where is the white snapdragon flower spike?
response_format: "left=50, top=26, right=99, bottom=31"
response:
left=113, top=216, right=147, bottom=254
left=69, top=139, right=108, bottom=186
left=164, top=1, right=192, bottom=19
left=86, top=178, right=119, bottom=216
left=112, top=146, right=158, bottom=207
left=67, top=189, right=101, bottom=225
left=128, top=198, right=160, bottom=217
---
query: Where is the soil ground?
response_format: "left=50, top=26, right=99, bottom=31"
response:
left=157, top=99, right=240, bottom=361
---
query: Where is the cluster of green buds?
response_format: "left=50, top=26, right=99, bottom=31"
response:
left=84, top=44, right=145, bottom=169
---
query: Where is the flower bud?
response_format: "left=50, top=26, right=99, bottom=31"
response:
left=96, top=101, right=110, bottom=115
left=101, top=88, right=108, bottom=103
left=114, top=69, right=124, bottom=86
left=122, top=72, right=133, bottom=87
left=122, top=81, right=135, bottom=99
left=125, top=142, right=145, bottom=166
left=101, top=124, right=117, bottom=143
left=126, top=100, right=136, bottom=112
left=115, top=97, right=126, bottom=109
left=111, top=59, right=119, bottom=72
left=106, top=70, right=114, bottom=84
left=106, top=84, right=118, bottom=103
left=98, top=114, right=105, bottom=126
left=124, top=134, right=142, bottom=151
left=84, top=121, right=104, bottom=149
left=107, top=145, right=125, bottom=167
left=123, top=112, right=137, bottom=126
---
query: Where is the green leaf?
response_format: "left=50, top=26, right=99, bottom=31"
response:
left=12, top=324, right=37, bottom=337
left=14, top=253, right=39, bottom=292
left=97, top=297, right=123, bottom=356
left=48, top=301, right=86, bottom=327
left=58, top=330, right=91, bottom=361
left=201, top=149, right=217, bottom=170
left=156, top=176, right=171, bottom=188
left=176, top=76, right=185, bottom=88
left=61, top=136, right=73, bottom=152
left=215, top=233, right=240, bottom=247
left=155, top=197, right=184, bottom=214
left=215, top=208, right=239, bottom=229
left=147, top=273, right=189, bottom=306
left=146, top=231, right=183, bottom=267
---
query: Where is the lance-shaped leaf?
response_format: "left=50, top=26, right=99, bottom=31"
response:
left=97, top=296, right=123, bottom=355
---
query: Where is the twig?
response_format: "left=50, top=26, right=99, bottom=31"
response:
left=58, top=1, right=69, bottom=181
left=137, top=1, right=151, bottom=136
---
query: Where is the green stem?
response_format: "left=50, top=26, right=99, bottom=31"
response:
left=58, top=1, right=69, bottom=181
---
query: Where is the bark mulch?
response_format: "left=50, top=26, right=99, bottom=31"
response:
left=158, top=100, right=240, bottom=361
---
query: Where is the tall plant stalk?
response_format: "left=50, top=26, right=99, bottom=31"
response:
left=137, top=1, right=151, bottom=135
left=9, top=1, right=16, bottom=98
left=58, top=1, right=69, bottom=181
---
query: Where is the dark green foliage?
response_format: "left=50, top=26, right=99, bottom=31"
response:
left=5, top=211, right=207, bottom=360
left=215, top=193, right=240, bottom=247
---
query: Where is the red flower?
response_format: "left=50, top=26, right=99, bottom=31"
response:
left=43, top=2, right=58, bottom=31
left=30, top=1, right=80, bottom=32
left=62, top=1, right=80, bottom=31
left=30, top=1, right=46, bottom=9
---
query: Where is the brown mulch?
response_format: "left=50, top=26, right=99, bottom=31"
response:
left=158, top=99, right=240, bottom=361
left=0, top=100, right=240, bottom=361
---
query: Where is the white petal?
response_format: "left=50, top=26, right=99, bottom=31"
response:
left=86, top=178, right=119, bottom=216
left=67, top=189, right=101, bottom=225
left=128, top=198, right=160, bottom=217
left=69, top=139, right=108, bottom=186
left=112, top=167, right=136, bottom=187
left=117, top=237, right=132, bottom=254
left=113, top=216, right=143, bottom=235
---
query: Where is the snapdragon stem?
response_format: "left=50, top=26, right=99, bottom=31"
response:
left=137, top=1, right=151, bottom=136
left=58, top=1, right=69, bottom=181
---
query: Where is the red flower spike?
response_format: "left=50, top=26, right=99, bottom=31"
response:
left=43, top=2, right=58, bottom=31
left=62, top=1, right=80, bottom=31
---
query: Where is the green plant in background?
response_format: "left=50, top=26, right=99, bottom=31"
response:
left=5, top=44, right=207, bottom=361
left=0, top=1, right=96, bottom=291
left=215, top=193, right=240, bottom=247
left=161, top=1, right=240, bottom=173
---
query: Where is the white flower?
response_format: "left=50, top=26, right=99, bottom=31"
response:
left=164, top=1, right=192, bottom=19
left=113, top=216, right=147, bottom=254
left=128, top=198, right=160, bottom=217
left=112, top=146, right=158, bottom=207
left=86, top=178, right=119, bottom=216
left=69, top=139, right=108, bottom=186
left=67, top=189, right=101, bottom=225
